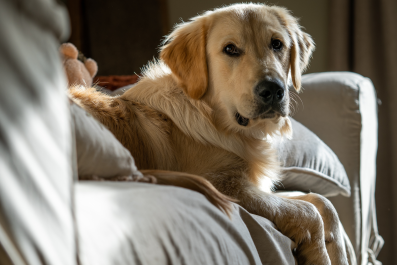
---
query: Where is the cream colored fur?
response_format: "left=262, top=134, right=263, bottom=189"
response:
left=69, top=3, right=350, bottom=264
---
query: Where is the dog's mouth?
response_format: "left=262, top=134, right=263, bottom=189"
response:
left=260, top=110, right=277, bottom=119
left=235, top=112, right=249, bottom=126
left=235, top=109, right=282, bottom=127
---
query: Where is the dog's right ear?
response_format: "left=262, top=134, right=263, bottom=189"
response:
left=160, top=17, right=209, bottom=100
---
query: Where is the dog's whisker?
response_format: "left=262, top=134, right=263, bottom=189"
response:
left=288, top=94, right=299, bottom=116
left=289, top=91, right=304, bottom=116
left=289, top=90, right=304, bottom=110
left=289, top=102, right=297, bottom=117
left=290, top=99, right=298, bottom=111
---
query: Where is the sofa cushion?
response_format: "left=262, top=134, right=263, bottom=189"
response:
left=75, top=182, right=296, bottom=265
left=274, top=118, right=350, bottom=197
left=70, top=102, right=141, bottom=178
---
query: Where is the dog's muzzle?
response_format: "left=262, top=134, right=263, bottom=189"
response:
left=234, top=79, right=289, bottom=127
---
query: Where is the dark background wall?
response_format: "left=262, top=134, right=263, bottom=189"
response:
left=67, top=0, right=169, bottom=75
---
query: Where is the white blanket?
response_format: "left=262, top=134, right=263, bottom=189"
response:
left=76, top=182, right=297, bottom=265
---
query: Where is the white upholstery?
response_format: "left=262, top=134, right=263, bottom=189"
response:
left=0, top=0, right=76, bottom=265
left=71, top=102, right=142, bottom=178
left=295, top=72, right=383, bottom=265
left=75, top=182, right=296, bottom=265
left=274, top=118, right=350, bottom=197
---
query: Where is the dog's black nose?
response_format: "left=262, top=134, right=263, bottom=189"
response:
left=257, top=80, right=285, bottom=104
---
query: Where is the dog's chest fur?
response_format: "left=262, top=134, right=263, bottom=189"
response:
left=119, top=101, right=248, bottom=178
left=117, top=71, right=278, bottom=191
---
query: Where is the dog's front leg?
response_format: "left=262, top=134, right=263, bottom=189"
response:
left=246, top=189, right=331, bottom=264
left=278, top=193, right=351, bottom=265
left=212, top=179, right=332, bottom=265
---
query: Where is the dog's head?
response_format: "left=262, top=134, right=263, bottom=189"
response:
left=160, top=3, right=314, bottom=137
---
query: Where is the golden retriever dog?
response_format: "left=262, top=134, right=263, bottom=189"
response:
left=69, top=3, right=350, bottom=264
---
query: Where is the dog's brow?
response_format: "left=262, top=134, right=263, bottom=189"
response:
left=237, top=11, right=270, bottom=57
left=269, top=10, right=287, bottom=28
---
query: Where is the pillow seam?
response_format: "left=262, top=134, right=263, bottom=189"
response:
left=282, top=166, right=351, bottom=196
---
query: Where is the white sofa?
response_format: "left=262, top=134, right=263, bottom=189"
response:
left=295, top=72, right=384, bottom=264
left=0, top=0, right=383, bottom=264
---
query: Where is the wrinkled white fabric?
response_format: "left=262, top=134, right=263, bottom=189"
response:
left=76, top=182, right=297, bottom=265
left=0, top=0, right=76, bottom=264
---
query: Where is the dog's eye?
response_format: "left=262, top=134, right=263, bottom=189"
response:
left=271, top=39, right=283, bottom=51
left=223, top=44, right=241, bottom=57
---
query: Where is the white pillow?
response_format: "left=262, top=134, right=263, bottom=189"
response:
left=274, top=118, right=351, bottom=197
left=70, top=102, right=142, bottom=178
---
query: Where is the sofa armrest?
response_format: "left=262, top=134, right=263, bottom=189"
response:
left=0, top=1, right=76, bottom=265
left=292, top=72, right=383, bottom=265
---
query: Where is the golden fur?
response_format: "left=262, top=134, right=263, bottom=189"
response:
left=69, top=3, right=350, bottom=264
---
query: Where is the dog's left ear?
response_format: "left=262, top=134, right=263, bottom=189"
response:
left=289, top=26, right=315, bottom=92
left=160, top=17, right=209, bottom=100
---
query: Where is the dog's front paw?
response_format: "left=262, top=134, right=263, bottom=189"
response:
left=294, top=240, right=331, bottom=265
left=275, top=200, right=331, bottom=265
